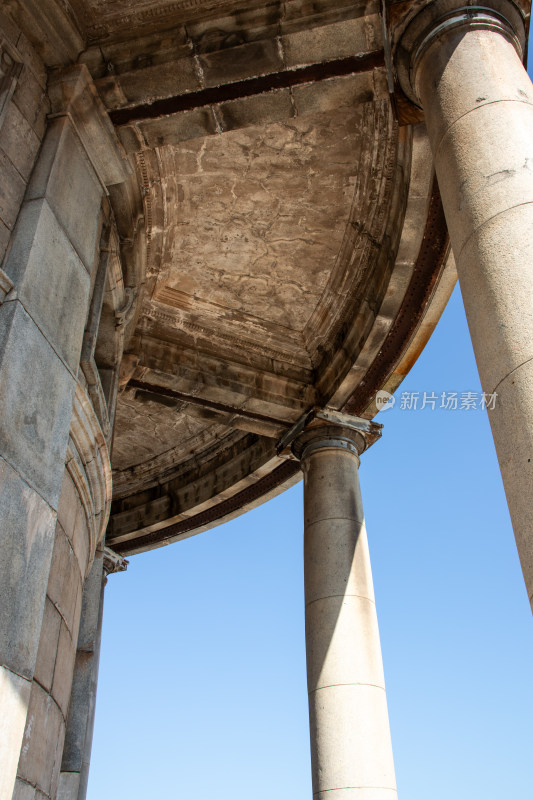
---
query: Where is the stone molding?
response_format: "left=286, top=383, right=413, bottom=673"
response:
left=394, top=0, right=527, bottom=106
left=66, top=382, right=113, bottom=575
left=47, top=64, right=131, bottom=188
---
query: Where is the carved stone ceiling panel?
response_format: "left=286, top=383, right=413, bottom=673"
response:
left=112, top=389, right=223, bottom=470
left=145, top=105, right=365, bottom=353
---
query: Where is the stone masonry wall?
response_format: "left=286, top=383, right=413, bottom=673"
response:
left=13, top=471, right=92, bottom=800
left=0, top=10, right=49, bottom=264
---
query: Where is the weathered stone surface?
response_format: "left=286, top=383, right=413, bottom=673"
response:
left=47, top=526, right=82, bottom=635
left=52, top=621, right=77, bottom=717
left=0, top=219, right=10, bottom=263
left=292, top=72, right=374, bottom=116
left=47, top=65, right=131, bottom=187
left=17, top=682, right=65, bottom=796
left=4, top=199, right=91, bottom=372
left=33, top=599, right=62, bottom=694
left=25, top=118, right=103, bottom=272
left=138, top=106, right=218, bottom=147
left=154, top=110, right=364, bottom=331
left=57, top=772, right=81, bottom=800
left=11, top=779, right=37, bottom=800
left=199, top=37, right=284, bottom=86
left=0, top=667, right=32, bottom=800
left=0, top=456, right=57, bottom=678
left=71, top=504, right=91, bottom=581
left=57, top=471, right=84, bottom=546
left=12, top=67, right=50, bottom=139
left=216, top=88, right=295, bottom=132
left=282, top=14, right=381, bottom=67
left=0, top=147, right=26, bottom=229
left=0, top=301, right=76, bottom=508
left=0, top=101, right=41, bottom=181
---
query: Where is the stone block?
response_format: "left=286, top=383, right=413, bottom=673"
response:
left=434, top=101, right=533, bottom=258
left=293, top=72, right=374, bottom=117
left=34, top=598, right=62, bottom=693
left=50, top=719, right=67, bottom=800
left=282, top=15, right=379, bottom=67
left=0, top=667, right=32, bottom=799
left=138, top=107, right=217, bottom=147
left=11, top=779, right=37, bottom=800
left=52, top=621, right=77, bottom=718
left=199, top=38, right=283, bottom=87
left=61, top=650, right=94, bottom=772
left=72, top=503, right=91, bottom=581
left=0, top=101, right=41, bottom=181
left=117, top=58, right=200, bottom=104
left=305, top=518, right=374, bottom=604
left=217, top=89, right=294, bottom=132
left=0, top=9, right=21, bottom=46
left=12, top=67, right=50, bottom=139
left=57, top=471, right=83, bottom=545
left=17, top=682, right=64, bottom=796
left=116, top=124, right=144, bottom=155
left=309, top=684, right=395, bottom=791
left=25, top=118, right=103, bottom=272
left=303, top=449, right=364, bottom=526
left=3, top=198, right=92, bottom=372
left=47, top=527, right=82, bottom=635
left=0, top=301, right=76, bottom=508
left=15, top=32, right=47, bottom=89
left=57, top=771, right=81, bottom=800
left=306, top=595, right=385, bottom=690
left=0, top=218, right=9, bottom=263
left=47, top=65, right=131, bottom=187
left=77, top=552, right=104, bottom=651
left=0, top=457, right=57, bottom=678
left=0, top=147, right=26, bottom=229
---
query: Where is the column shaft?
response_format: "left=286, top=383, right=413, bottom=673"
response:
left=299, top=430, right=396, bottom=800
left=57, top=550, right=105, bottom=800
left=413, top=14, right=533, bottom=608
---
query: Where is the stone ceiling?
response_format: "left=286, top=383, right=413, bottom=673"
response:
left=15, top=0, right=454, bottom=552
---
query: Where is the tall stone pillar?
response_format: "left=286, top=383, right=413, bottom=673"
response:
left=292, top=416, right=397, bottom=800
left=58, top=548, right=128, bottom=800
left=0, top=65, right=129, bottom=798
left=396, top=0, right=533, bottom=610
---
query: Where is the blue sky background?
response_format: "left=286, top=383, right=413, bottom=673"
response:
left=87, top=54, right=533, bottom=800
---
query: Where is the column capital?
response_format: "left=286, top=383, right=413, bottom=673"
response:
left=394, top=0, right=527, bottom=106
left=103, top=547, right=128, bottom=577
left=288, top=409, right=382, bottom=463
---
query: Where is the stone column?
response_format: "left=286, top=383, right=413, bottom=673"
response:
left=396, top=0, right=533, bottom=610
left=0, top=64, right=129, bottom=798
left=58, top=548, right=128, bottom=800
left=293, top=416, right=397, bottom=800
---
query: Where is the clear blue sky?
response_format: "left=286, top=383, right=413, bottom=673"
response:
left=88, top=65, right=533, bottom=800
